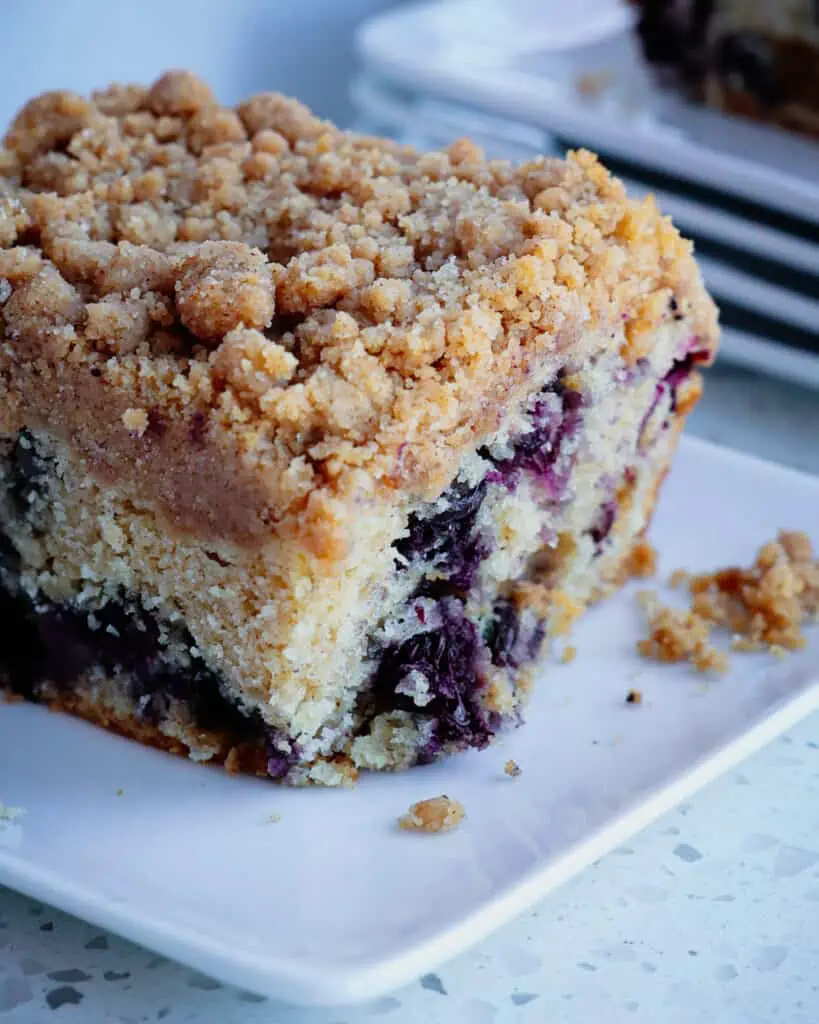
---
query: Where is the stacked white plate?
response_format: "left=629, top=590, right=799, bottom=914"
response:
left=353, top=0, right=819, bottom=390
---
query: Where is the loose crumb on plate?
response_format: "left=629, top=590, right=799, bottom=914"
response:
left=560, top=644, right=577, bottom=665
left=637, top=591, right=729, bottom=673
left=120, top=407, right=148, bottom=437
left=625, top=689, right=643, bottom=705
left=265, top=813, right=282, bottom=825
left=638, top=531, right=818, bottom=672
left=576, top=71, right=614, bottom=97
left=504, top=759, right=522, bottom=777
left=398, top=796, right=465, bottom=834
left=626, top=539, right=658, bottom=580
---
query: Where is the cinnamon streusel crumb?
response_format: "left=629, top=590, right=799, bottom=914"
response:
left=626, top=538, right=657, bottom=580
left=637, top=591, right=729, bottom=673
left=398, top=796, right=465, bottom=833
left=0, top=70, right=717, bottom=552
left=638, top=531, right=818, bottom=672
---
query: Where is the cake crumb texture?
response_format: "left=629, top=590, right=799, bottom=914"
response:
left=638, top=531, right=818, bottom=672
left=504, top=758, right=522, bottom=777
left=398, top=795, right=465, bottom=833
left=638, top=590, right=728, bottom=673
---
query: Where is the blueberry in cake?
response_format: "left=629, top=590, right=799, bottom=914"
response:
left=632, top=1, right=819, bottom=138
left=0, top=72, right=718, bottom=785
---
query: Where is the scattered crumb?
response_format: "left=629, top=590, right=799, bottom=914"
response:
left=265, top=813, right=282, bottom=824
left=626, top=539, right=657, bottom=580
left=0, top=802, right=24, bottom=821
left=576, top=71, right=613, bottom=98
left=560, top=644, right=577, bottom=665
left=637, top=590, right=729, bottom=673
left=687, top=530, right=817, bottom=649
left=116, top=788, right=123, bottom=797
left=638, top=531, right=818, bottom=673
left=669, top=568, right=689, bottom=589
left=504, top=759, right=522, bottom=777
left=625, top=688, right=643, bottom=705
left=120, top=407, right=148, bottom=437
left=398, top=795, right=465, bottom=834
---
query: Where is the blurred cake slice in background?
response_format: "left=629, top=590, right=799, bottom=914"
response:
left=632, top=0, right=819, bottom=138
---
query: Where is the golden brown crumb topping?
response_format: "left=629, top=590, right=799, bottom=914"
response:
left=0, top=71, right=718, bottom=549
left=637, top=591, right=729, bottom=673
left=626, top=538, right=658, bottom=580
left=503, top=758, right=522, bottom=777
left=398, top=795, right=465, bottom=833
left=689, top=530, right=819, bottom=650
left=638, top=531, right=818, bottom=672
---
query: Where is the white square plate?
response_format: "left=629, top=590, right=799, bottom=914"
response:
left=1, top=437, right=818, bottom=1007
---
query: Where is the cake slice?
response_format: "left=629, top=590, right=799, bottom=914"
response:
left=632, top=0, right=819, bottom=138
left=0, top=72, right=718, bottom=785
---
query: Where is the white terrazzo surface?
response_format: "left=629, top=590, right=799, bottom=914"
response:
left=2, top=363, right=819, bottom=1023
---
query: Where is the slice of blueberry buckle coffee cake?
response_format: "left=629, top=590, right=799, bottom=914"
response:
left=0, top=72, right=718, bottom=785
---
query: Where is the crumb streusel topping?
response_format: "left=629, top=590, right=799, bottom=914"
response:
left=0, top=71, right=717, bottom=553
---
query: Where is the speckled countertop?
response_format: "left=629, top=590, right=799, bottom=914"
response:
left=2, top=364, right=819, bottom=1024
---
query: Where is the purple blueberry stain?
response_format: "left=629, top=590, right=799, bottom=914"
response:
left=486, top=599, right=545, bottom=670
left=6, top=429, right=51, bottom=519
left=639, top=344, right=710, bottom=446
left=369, top=597, right=495, bottom=758
left=0, top=522, right=293, bottom=781
left=395, top=478, right=489, bottom=592
left=394, top=372, right=584, bottom=593
left=589, top=499, right=617, bottom=548
left=265, top=741, right=299, bottom=781
left=376, top=372, right=588, bottom=758
left=665, top=347, right=710, bottom=411
left=485, top=376, right=584, bottom=499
